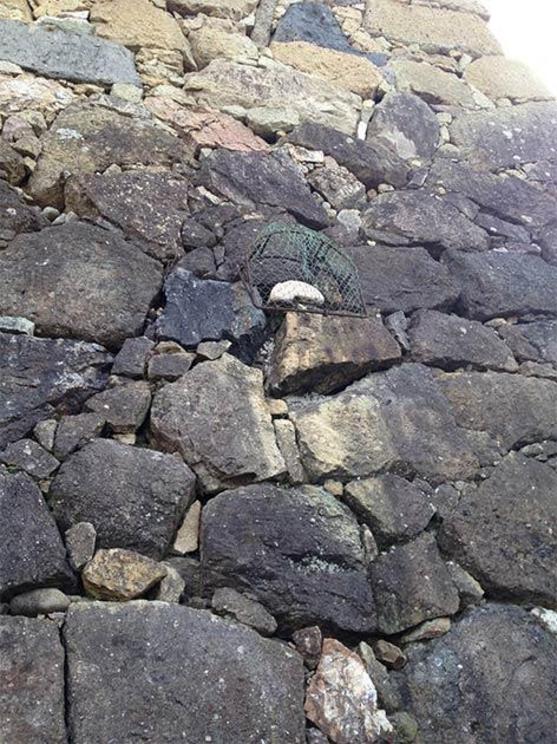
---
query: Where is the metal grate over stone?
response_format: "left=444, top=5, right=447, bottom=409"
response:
left=242, top=222, right=367, bottom=317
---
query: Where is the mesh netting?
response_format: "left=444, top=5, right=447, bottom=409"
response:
left=242, top=222, right=367, bottom=317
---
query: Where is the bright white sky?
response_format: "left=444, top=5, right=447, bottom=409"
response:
left=486, top=0, right=557, bottom=94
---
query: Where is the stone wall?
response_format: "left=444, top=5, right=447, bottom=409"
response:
left=1, top=0, right=557, bottom=742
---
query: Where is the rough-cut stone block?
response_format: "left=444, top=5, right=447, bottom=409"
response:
left=464, top=55, right=551, bottom=102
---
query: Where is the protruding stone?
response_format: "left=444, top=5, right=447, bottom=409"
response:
left=84, top=381, right=151, bottom=434
left=292, top=625, right=322, bottom=669
left=0, top=439, right=59, bottom=478
left=111, top=336, right=154, bottom=378
left=373, top=640, right=407, bottom=670
left=82, top=548, right=166, bottom=600
left=9, top=588, right=70, bottom=617
left=65, top=522, right=97, bottom=572
left=400, top=617, right=452, bottom=644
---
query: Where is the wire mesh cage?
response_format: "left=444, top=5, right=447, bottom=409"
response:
left=241, top=222, right=367, bottom=317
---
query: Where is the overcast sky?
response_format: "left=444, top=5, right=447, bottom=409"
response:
left=485, top=0, right=557, bottom=94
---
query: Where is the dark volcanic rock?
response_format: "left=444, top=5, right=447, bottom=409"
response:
left=367, top=92, right=440, bottom=163
left=0, top=438, right=59, bottom=478
left=0, top=181, right=46, bottom=242
left=498, top=319, right=557, bottom=366
left=197, top=149, right=329, bottom=228
left=153, top=265, right=265, bottom=352
left=64, top=601, right=305, bottom=743
left=0, top=470, right=73, bottom=599
left=111, top=336, right=155, bottom=378
left=408, top=309, right=517, bottom=371
left=201, top=483, right=376, bottom=633
left=0, top=19, right=140, bottom=86
left=344, top=244, right=460, bottom=313
left=0, top=616, right=66, bottom=744
left=361, top=190, right=488, bottom=251
left=439, top=454, right=557, bottom=606
left=65, top=171, right=191, bottom=262
left=397, top=604, right=557, bottom=743
left=84, top=381, right=151, bottom=434
left=49, top=439, right=196, bottom=560
left=443, top=249, right=557, bottom=320
left=53, top=413, right=105, bottom=460
left=0, top=332, right=111, bottom=449
left=370, top=533, right=459, bottom=635
left=0, top=222, right=163, bottom=348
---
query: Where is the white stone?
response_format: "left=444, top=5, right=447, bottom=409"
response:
left=269, top=281, right=325, bottom=307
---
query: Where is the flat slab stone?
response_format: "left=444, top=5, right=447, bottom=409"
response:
left=397, top=604, right=557, bottom=743
left=0, top=616, right=66, bottom=744
left=0, top=470, right=74, bottom=599
left=0, top=332, right=111, bottom=449
left=0, top=222, right=163, bottom=348
left=391, top=59, right=478, bottom=108
left=464, top=55, right=552, bottom=102
left=0, top=19, right=140, bottom=86
left=201, top=484, right=376, bottom=633
left=64, top=601, right=305, bottom=744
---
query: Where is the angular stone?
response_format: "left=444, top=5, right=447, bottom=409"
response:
left=273, top=419, right=306, bottom=485
left=0, top=19, right=140, bottom=86
left=65, top=171, right=190, bottom=262
left=151, top=354, right=285, bottom=493
left=439, top=454, right=557, bottom=606
left=370, top=533, right=459, bottom=634
left=183, top=59, right=361, bottom=136
left=373, top=639, right=407, bottom=670
left=267, top=312, right=400, bottom=395
left=270, top=41, right=383, bottom=98
left=0, top=470, right=73, bottom=599
left=0, top=139, right=25, bottom=185
left=0, top=0, right=32, bottom=21
left=413, top=0, right=490, bottom=17
left=0, top=438, right=59, bottom=478
left=450, top=102, right=557, bottom=170
left=0, top=332, right=110, bottom=449
left=465, top=55, right=551, bottom=102
left=307, top=159, right=366, bottom=210
left=82, top=548, right=166, bottom=600
left=391, top=59, right=477, bottom=108
left=153, top=265, right=265, bottom=351
left=408, top=309, right=517, bottom=371
left=398, top=605, right=557, bottom=743
left=438, top=370, right=557, bottom=451
left=0, top=222, right=163, bottom=348
left=154, top=562, right=185, bottom=603
left=497, top=320, right=557, bottom=366
left=9, top=588, right=70, bottom=617
left=364, top=0, right=501, bottom=57
left=50, top=437, right=194, bottom=557
left=367, top=92, right=440, bottom=164
left=362, top=191, right=488, bottom=251
left=446, top=561, right=484, bottom=608
left=400, top=617, right=451, bottom=644
left=84, top=381, right=151, bottom=434
left=0, top=181, right=45, bottom=241
left=53, top=413, right=105, bottom=460
left=29, top=103, right=187, bottom=208
left=65, top=522, right=96, bottom=572
left=0, top=616, right=66, bottom=744
left=172, top=500, right=201, bottom=555
left=64, top=601, right=305, bottom=743
left=189, top=25, right=258, bottom=68
left=344, top=474, right=435, bottom=547
left=212, top=587, right=278, bottom=636
left=201, top=483, right=376, bottom=633
left=198, top=149, right=329, bottom=229
left=292, top=626, right=322, bottom=669
left=112, top=336, right=154, bottom=378
left=305, top=638, right=392, bottom=743
left=344, top=245, right=460, bottom=313
left=443, top=249, right=557, bottom=320
left=169, top=0, right=257, bottom=19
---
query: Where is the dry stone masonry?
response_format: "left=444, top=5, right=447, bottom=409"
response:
left=0, top=0, right=556, bottom=741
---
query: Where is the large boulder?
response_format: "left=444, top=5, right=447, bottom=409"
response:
left=0, top=222, right=163, bottom=348
left=396, top=605, right=557, bottom=743
left=439, top=454, right=557, bottom=606
left=0, top=616, right=66, bottom=744
left=391, top=59, right=478, bottom=108
left=50, top=439, right=196, bottom=560
left=201, top=484, right=376, bottom=633
left=0, top=19, right=140, bottom=86
left=464, top=56, right=552, bottom=102
left=0, top=470, right=73, bottom=599
left=0, top=332, right=111, bottom=449
left=150, top=354, right=285, bottom=493
left=64, top=601, right=305, bottom=743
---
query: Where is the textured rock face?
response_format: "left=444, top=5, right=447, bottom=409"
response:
left=64, top=602, right=305, bottom=743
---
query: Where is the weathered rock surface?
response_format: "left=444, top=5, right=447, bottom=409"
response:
left=0, top=19, right=140, bottom=86
left=391, top=59, right=478, bottom=108
left=151, top=354, right=285, bottom=492
left=0, top=139, right=25, bottom=185
left=201, top=484, right=376, bottom=633
left=82, top=548, right=166, bottom=600
left=0, top=438, right=59, bottom=479
left=169, top=0, right=257, bottom=19
left=0, top=616, right=66, bottom=743
left=53, top=413, right=105, bottom=460
left=211, top=587, right=278, bottom=636
left=0, top=0, right=31, bottom=21
left=9, top=587, right=70, bottom=617
left=64, top=601, right=305, bottom=743
left=370, top=533, right=460, bottom=634
left=50, top=439, right=196, bottom=560
left=397, top=605, right=557, bottom=743
left=498, top=320, right=557, bottom=366
left=0, top=332, right=110, bottom=449
left=267, top=312, right=401, bottom=395
left=0, top=470, right=73, bottom=599
left=464, top=55, right=551, bottom=102
left=0, top=222, right=163, bottom=348
left=84, top=381, right=151, bottom=433
left=439, top=454, right=557, bottom=606
left=0, top=181, right=46, bottom=241
left=153, top=265, right=265, bottom=351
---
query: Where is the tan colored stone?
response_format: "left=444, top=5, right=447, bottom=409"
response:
left=270, top=41, right=383, bottom=98
left=412, top=0, right=489, bottom=19
left=0, top=74, right=75, bottom=119
left=184, top=59, right=362, bottom=136
left=169, top=0, right=257, bottom=20
left=189, top=26, right=258, bottom=68
left=82, top=548, right=166, bottom=601
left=32, top=0, right=92, bottom=17
left=172, top=501, right=201, bottom=554
left=91, top=0, right=189, bottom=55
left=0, top=0, right=32, bottom=20
left=391, top=59, right=478, bottom=107
left=464, top=56, right=552, bottom=102
left=364, top=0, right=501, bottom=58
